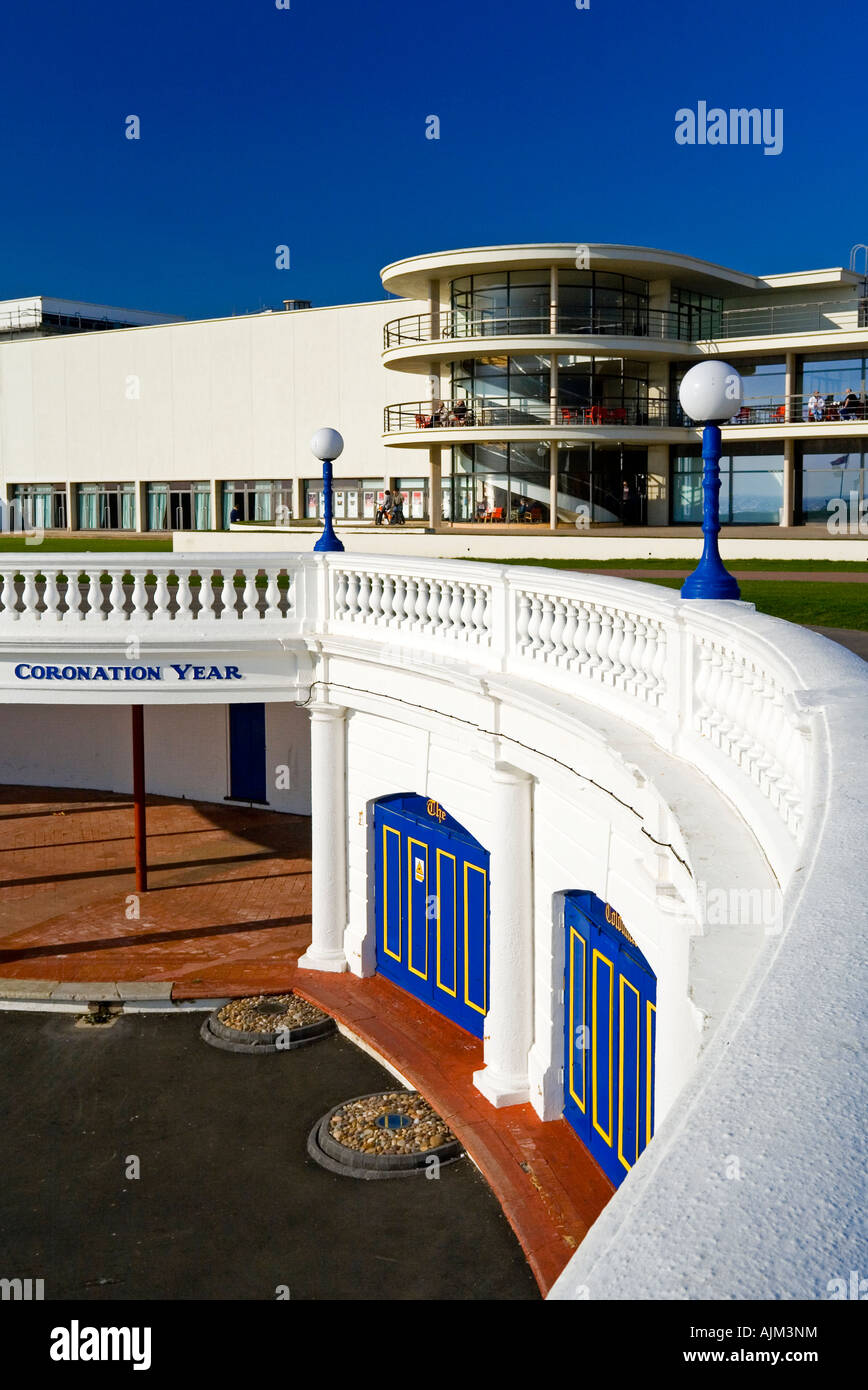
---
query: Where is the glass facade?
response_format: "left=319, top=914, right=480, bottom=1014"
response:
left=799, top=354, right=868, bottom=421
left=557, top=270, right=649, bottom=334
left=797, top=439, right=868, bottom=523
left=223, top=480, right=293, bottom=526
left=147, top=481, right=211, bottom=531
left=557, top=446, right=647, bottom=524
left=558, top=355, right=649, bottom=418
left=672, top=445, right=785, bottom=524
left=9, top=484, right=67, bottom=529
left=450, top=271, right=550, bottom=335
left=78, top=483, right=136, bottom=530
left=670, top=286, right=722, bottom=338
left=451, top=354, right=549, bottom=422
left=304, top=478, right=386, bottom=520
left=447, top=443, right=551, bottom=522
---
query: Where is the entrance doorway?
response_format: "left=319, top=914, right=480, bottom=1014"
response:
left=373, top=793, right=489, bottom=1038
left=228, top=704, right=267, bottom=803
left=563, top=891, right=656, bottom=1187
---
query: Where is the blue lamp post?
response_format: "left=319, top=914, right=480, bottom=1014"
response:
left=311, top=427, right=345, bottom=553
left=679, top=361, right=742, bottom=600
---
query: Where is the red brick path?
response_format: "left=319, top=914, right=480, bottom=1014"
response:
left=0, top=786, right=613, bottom=1293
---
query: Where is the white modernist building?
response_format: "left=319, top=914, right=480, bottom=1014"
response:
left=0, top=550, right=865, bottom=1298
left=2, top=244, right=868, bottom=541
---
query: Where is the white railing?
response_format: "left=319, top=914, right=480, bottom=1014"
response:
left=0, top=560, right=295, bottom=624
left=0, top=551, right=838, bottom=875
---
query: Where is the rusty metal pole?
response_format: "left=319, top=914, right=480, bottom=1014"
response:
left=131, top=705, right=147, bottom=892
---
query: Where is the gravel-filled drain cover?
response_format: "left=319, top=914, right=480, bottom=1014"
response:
left=200, top=994, right=336, bottom=1054
left=307, top=1090, right=462, bottom=1178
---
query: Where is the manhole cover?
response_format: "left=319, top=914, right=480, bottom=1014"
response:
left=200, top=993, right=335, bottom=1054
left=307, top=1091, right=462, bottom=1179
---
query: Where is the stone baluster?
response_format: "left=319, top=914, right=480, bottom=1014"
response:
left=346, top=570, right=361, bottom=620
left=537, top=596, right=556, bottom=657
left=240, top=570, right=259, bottom=621
left=334, top=569, right=349, bottom=617
left=380, top=574, right=395, bottom=627
left=1, top=572, right=19, bottom=620
left=595, top=608, right=614, bottom=680
left=558, top=599, right=576, bottom=669
left=584, top=604, right=603, bottom=678
left=618, top=612, right=637, bottom=690
left=650, top=623, right=668, bottom=705
left=264, top=569, right=282, bottom=619
left=174, top=570, right=193, bottom=620
left=607, top=611, right=625, bottom=682
left=106, top=569, right=126, bottom=621
left=357, top=571, right=372, bottom=622
left=196, top=570, right=213, bottom=621
left=473, top=585, right=489, bottom=642
left=86, top=569, right=104, bottom=621
left=526, top=595, right=543, bottom=656
left=415, top=576, right=431, bottom=631
left=516, top=592, right=532, bottom=651
left=43, top=570, right=61, bottom=621
left=437, top=579, right=452, bottom=633
left=20, top=569, right=38, bottom=620
left=369, top=572, right=384, bottom=625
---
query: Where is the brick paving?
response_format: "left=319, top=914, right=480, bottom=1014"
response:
left=0, top=786, right=311, bottom=992
left=0, top=785, right=614, bottom=1295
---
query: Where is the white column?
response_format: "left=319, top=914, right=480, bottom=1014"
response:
left=474, top=764, right=534, bottom=1108
left=297, top=703, right=349, bottom=973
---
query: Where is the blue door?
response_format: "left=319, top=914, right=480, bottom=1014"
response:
left=373, top=794, right=489, bottom=1039
left=563, top=891, right=656, bottom=1188
left=229, top=703, right=267, bottom=803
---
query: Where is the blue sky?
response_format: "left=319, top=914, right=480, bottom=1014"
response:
left=0, top=0, right=863, bottom=318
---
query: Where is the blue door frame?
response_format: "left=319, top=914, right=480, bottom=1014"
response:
left=228, top=703, right=267, bottom=803
left=562, top=891, right=656, bottom=1188
left=373, top=794, right=489, bottom=1039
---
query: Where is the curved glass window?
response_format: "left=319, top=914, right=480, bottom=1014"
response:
left=558, top=356, right=648, bottom=416
left=451, top=272, right=549, bottom=336
left=447, top=442, right=551, bottom=522
left=558, top=270, right=648, bottom=334
left=451, top=354, right=550, bottom=423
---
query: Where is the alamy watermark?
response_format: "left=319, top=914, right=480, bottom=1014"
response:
left=675, top=103, right=783, bottom=157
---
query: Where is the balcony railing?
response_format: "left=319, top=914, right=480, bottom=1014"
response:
left=384, top=398, right=673, bottom=433
left=679, top=392, right=868, bottom=426
left=716, top=300, right=860, bottom=339
left=385, top=298, right=866, bottom=350
left=384, top=308, right=714, bottom=350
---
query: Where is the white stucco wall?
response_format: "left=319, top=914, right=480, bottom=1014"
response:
left=0, top=701, right=311, bottom=814
left=0, top=299, right=428, bottom=491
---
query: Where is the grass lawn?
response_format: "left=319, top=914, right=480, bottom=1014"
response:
left=493, top=556, right=868, bottom=572
left=0, top=536, right=173, bottom=553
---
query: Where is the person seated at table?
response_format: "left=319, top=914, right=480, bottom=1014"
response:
left=517, top=498, right=532, bottom=523
left=452, top=399, right=467, bottom=425
left=840, top=387, right=861, bottom=419
left=807, top=391, right=824, bottom=421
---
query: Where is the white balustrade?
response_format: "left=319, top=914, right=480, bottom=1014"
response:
left=0, top=551, right=830, bottom=858
left=0, top=559, right=295, bottom=626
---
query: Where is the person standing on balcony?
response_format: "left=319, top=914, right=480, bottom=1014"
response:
left=840, top=387, right=860, bottom=420
left=808, top=390, right=824, bottom=421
